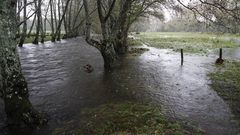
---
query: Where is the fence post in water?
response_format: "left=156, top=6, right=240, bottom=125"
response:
left=219, top=48, right=222, bottom=59
left=215, top=48, right=224, bottom=64
left=181, top=49, right=183, bottom=65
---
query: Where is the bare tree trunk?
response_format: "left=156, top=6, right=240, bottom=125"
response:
left=0, top=0, right=47, bottom=128
left=56, top=0, right=71, bottom=40
left=61, top=0, right=68, bottom=39
left=83, top=0, right=91, bottom=41
left=40, top=14, right=45, bottom=43
left=57, top=0, right=61, bottom=41
left=27, top=13, right=36, bottom=37
left=69, top=0, right=82, bottom=37
left=72, top=4, right=84, bottom=32
left=41, top=0, right=51, bottom=43
left=32, top=0, right=42, bottom=44
left=17, top=0, right=22, bottom=38
left=53, top=0, right=58, bottom=36
left=18, top=0, right=27, bottom=47
left=50, top=0, right=56, bottom=42
left=67, top=0, right=73, bottom=37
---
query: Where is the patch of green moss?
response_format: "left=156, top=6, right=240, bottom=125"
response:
left=209, top=61, right=240, bottom=125
left=53, top=102, right=202, bottom=135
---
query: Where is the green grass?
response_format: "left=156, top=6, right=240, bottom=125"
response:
left=16, top=34, right=64, bottom=44
left=22, top=36, right=52, bottom=44
left=133, top=32, right=239, bottom=53
left=128, top=37, right=143, bottom=46
left=52, top=102, right=202, bottom=135
left=209, top=61, right=240, bottom=125
left=128, top=48, right=149, bottom=57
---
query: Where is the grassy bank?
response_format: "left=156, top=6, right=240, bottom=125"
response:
left=53, top=102, right=202, bottom=135
left=209, top=61, right=240, bottom=125
left=16, top=34, right=65, bottom=44
left=19, top=36, right=52, bottom=44
left=132, top=32, right=239, bottom=54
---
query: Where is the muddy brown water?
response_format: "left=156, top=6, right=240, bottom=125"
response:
left=0, top=37, right=240, bottom=135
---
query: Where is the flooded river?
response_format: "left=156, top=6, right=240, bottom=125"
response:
left=0, top=37, right=239, bottom=135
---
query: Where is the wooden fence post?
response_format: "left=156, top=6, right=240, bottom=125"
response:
left=219, top=48, right=222, bottom=59
left=181, top=49, right=183, bottom=65
left=215, top=48, right=224, bottom=64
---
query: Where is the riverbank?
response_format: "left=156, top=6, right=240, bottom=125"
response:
left=53, top=102, right=202, bottom=135
left=16, top=34, right=64, bottom=44
left=209, top=61, right=240, bottom=126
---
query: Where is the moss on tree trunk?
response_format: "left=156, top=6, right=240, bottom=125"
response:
left=115, top=32, right=129, bottom=54
left=100, top=42, right=118, bottom=69
left=0, top=0, right=47, bottom=128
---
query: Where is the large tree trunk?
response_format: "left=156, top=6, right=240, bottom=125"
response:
left=83, top=0, right=117, bottom=69
left=113, top=0, right=131, bottom=55
left=100, top=42, right=117, bottom=69
left=0, top=0, right=47, bottom=128
left=100, top=23, right=117, bottom=68
left=115, top=30, right=128, bottom=54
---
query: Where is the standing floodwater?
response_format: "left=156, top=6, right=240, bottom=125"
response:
left=0, top=37, right=239, bottom=135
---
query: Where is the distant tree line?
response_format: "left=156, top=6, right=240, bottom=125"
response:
left=131, top=0, right=240, bottom=33
left=176, top=0, right=240, bottom=34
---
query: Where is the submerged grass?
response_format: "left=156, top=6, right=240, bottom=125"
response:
left=133, top=32, right=238, bottom=54
left=52, top=102, right=202, bottom=135
left=209, top=61, right=240, bottom=125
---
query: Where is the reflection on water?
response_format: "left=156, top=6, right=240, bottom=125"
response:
left=0, top=37, right=239, bottom=135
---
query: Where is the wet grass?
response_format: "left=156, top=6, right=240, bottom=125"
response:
left=133, top=32, right=239, bottom=54
left=209, top=61, right=240, bottom=125
left=16, top=34, right=64, bottom=44
left=20, top=36, right=52, bottom=44
left=127, top=38, right=150, bottom=56
left=52, top=102, right=202, bottom=135
left=128, top=48, right=149, bottom=56
left=128, top=37, right=143, bottom=46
